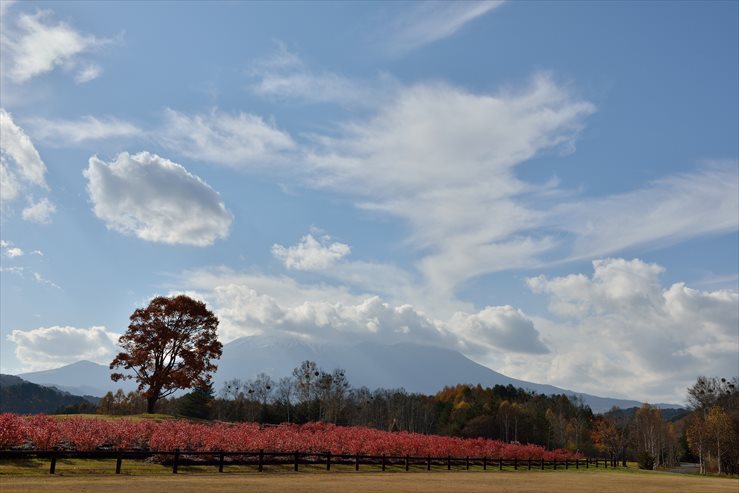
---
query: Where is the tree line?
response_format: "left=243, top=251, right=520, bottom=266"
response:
left=90, top=362, right=737, bottom=474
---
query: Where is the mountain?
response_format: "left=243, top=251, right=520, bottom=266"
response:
left=215, top=337, right=682, bottom=413
left=17, top=338, right=683, bottom=413
left=0, top=374, right=97, bottom=414
left=19, top=360, right=137, bottom=397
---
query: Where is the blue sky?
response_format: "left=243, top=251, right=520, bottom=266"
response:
left=1, top=0, right=737, bottom=404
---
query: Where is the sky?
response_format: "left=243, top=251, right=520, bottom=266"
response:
left=0, top=0, right=737, bottom=405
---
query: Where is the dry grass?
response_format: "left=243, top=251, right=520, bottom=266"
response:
left=1, top=469, right=736, bottom=493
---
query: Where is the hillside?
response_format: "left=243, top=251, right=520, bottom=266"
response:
left=0, top=374, right=97, bottom=414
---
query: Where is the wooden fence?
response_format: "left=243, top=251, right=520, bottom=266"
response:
left=0, top=449, right=623, bottom=475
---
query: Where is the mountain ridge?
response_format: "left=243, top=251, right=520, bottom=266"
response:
left=17, top=337, right=683, bottom=413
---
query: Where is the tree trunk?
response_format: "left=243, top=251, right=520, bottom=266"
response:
left=147, top=395, right=157, bottom=414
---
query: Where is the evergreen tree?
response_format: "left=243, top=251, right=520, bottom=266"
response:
left=179, top=381, right=215, bottom=419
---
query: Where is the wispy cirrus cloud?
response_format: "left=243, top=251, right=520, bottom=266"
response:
left=304, top=74, right=595, bottom=295
left=24, top=115, right=142, bottom=145
left=159, top=108, right=296, bottom=168
left=1, top=108, right=55, bottom=222
left=250, top=44, right=398, bottom=107
left=553, top=163, right=739, bottom=260
left=384, top=1, right=504, bottom=55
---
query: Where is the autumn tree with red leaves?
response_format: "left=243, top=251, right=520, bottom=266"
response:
left=110, top=295, right=223, bottom=413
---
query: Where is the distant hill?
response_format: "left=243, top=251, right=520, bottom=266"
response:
left=18, top=360, right=137, bottom=397
left=16, top=337, right=683, bottom=413
left=0, top=374, right=97, bottom=414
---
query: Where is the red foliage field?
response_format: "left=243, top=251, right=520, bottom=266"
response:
left=0, top=413, right=580, bottom=459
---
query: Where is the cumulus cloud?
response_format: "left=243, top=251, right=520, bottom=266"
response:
left=159, top=109, right=295, bottom=168
left=5, top=246, right=23, bottom=258
left=0, top=8, right=110, bottom=83
left=178, top=267, right=547, bottom=356
left=450, top=306, right=549, bottom=355
left=83, top=151, right=233, bottom=246
left=25, top=115, right=142, bottom=145
left=272, top=234, right=351, bottom=271
left=7, top=326, right=119, bottom=371
left=384, top=1, right=504, bottom=55
left=522, top=258, right=739, bottom=402
left=21, top=197, right=55, bottom=224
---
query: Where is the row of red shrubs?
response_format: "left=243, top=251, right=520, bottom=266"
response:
left=0, top=413, right=581, bottom=460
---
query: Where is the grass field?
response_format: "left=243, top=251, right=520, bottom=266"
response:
left=1, top=468, right=736, bottom=493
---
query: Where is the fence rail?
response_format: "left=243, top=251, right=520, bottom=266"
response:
left=0, top=449, right=623, bottom=475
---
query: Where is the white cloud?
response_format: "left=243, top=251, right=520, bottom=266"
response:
left=7, top=326, right=119, bottom=371
left=384, top=1, right=504, bottom=55
left=554, top=163, right=739, bottom=259
left=0, top=108, right=53, bottom=221
left=32, top=271, right=61, bottom=290
left=272, top=234, right=351, bottom=271
left=5, top=246, right=23, bottom=257
left=25, top=115, right=142, bottom=145
left=83, top=151, right=233, bottom=246
left=159, top=108, right=295, bottom=168
left=523, top=258, right=739, bottom=403
left=0, top=108, right=47, bottom=189
left=305, top=75, right=595, bottom=293
left=74, top=63, right=102, bottom=83
left=251, top=45, right=396, bottom=107
left=178, top=266, right=547, bottom=356
left=1, top=9, right=109, bottom=83
left=21, top=197, right=55, bottom=224
left=449, top=305, right=549, bottom=355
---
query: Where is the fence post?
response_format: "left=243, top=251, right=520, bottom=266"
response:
left=447, top=455, right=451, bottom=470
left=575, top=459, right=579, bottom=470
left=294, top=451, right=299, bottom=472
left=326, top=451, right=331, bottom=471
left=427, top=455, right=431, bottom=471
left=466, top=456, right=469, bottom=470
left=553, top=459, right=557, bottom=470
left=405, top=455, right=409, bottom=471
left=219, top=452, right=224, bottom=473
left=382, top=454, right=386, bottom=472
left=604, top=457, right=608, bottom=469
left=499, top=457, right=503, bottom=471
left=258, top=449, right=264, bottom=472
left=483, top=456, right=487, bottom=470
left=514, top=458, right=518, bottom=470
left=355, top=453, right=360, bottom=471
left=595, top=458, right=598, bottom=468
left=115, top=450, right=122, bottom=474
left=49, top=451, right=57, bottom=475
left=540, top=458, right=544, bottom=470
left=565, top=458, right=568, bottom=470
left=172, top=450, right=179, bottom=474
left=528, top=458, right=531, bottom=470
